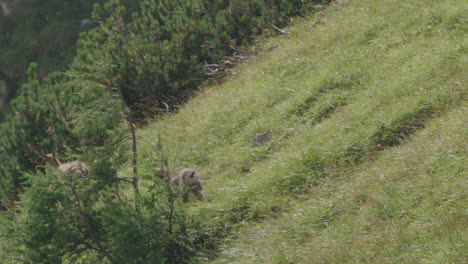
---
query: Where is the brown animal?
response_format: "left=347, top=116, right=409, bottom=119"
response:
left=154, top=167, right=204, bottom=202
left=28, top=142, right=89, bottom=177
left=44, top=153, right=89, bottom=177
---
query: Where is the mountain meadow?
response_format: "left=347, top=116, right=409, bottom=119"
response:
left=0, top=0, right=466, bottom=263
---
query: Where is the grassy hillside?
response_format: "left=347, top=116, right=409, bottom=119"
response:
left=137, top=0, right=466, bottom=262
left=209, top=103, right=467, bottom=263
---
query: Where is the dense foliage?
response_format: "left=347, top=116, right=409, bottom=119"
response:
left=0, top=0, right=329, bottom=211
left=0, top=0, right=330, bottom=262
left=76, top=0, right=330, bottom=114
left=0, top=61, right=197, bottom=262
left=3, top=153, right=196, bottom=263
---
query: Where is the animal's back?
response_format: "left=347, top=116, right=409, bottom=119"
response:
left=59, top=161, right=89, bottom=177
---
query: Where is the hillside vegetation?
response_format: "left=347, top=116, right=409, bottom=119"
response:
left=138, top=0, right=467, bottom=262
left=0, top=0, right=465, bottom=262
left=1, top=1, right=339, bottom=262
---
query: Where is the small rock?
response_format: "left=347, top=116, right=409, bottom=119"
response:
left=253, top=130, right=273, bottom=146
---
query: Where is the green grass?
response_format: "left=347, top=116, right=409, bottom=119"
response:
left=210, top=103, right=467, bottom=264
left=135, top=0, right=467, bottom=262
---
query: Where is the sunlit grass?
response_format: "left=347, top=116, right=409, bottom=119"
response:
left=136, top=0, right=467, bottom=262
left=211, top=103, right=467, bottom=263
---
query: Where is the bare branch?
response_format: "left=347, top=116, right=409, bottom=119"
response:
left=271, top=24, right=290, bottom=34
left=203, top=54, right=248, bottom=77
left=162, top=102, right=170, bottom=113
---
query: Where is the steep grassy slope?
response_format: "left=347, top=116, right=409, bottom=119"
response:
left=137, top=0, right=466, bottom=262
left=211, top=104, right=467, bottom=263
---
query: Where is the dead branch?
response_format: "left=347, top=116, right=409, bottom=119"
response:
left=271, top=24, right=290, bottom=34
left=203, top=54, right=248, bottom=77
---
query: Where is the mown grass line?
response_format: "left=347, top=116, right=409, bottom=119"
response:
left=211, top=103, right=467, bottom=263
left=195, top=77, right=465, bottom=248
left=188, top=53, right=466, bottom=261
